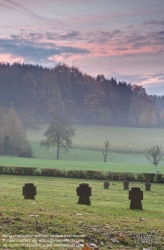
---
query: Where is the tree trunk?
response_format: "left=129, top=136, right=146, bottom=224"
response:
left=56, top=143, right=60, bottom=160
left=104, top=155, right=107, bottom=162
left=155, top=166, right=159, bottom=175
left=103, top=149, right=107, bottom=162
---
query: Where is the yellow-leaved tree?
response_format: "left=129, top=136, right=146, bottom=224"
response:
left=0, top=106, right=33, bottom=157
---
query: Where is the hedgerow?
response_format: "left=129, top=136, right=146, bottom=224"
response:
left=0, top=166, right=164, bottom=183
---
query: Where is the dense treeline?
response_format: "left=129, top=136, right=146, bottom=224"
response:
left=0, top=62, right=164, bottom=127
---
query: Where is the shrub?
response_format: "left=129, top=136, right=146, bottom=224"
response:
left=0, top=166, right=37, bottom=175
left=0, top=166, right=164, bottom=183
left=155, top=174, right=164, bottom=183
left=104, top=171, right=136, bottom=181
left=41, top=168, right=65, bottom=177
left=137, top=173, right=155, bottom=182
left=82, top=170, right=105, bottom=179
left=18, top=143, right=34, bottom=158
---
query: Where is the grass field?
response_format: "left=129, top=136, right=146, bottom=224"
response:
left=0, top=124, right=164, bottom=173
left=1, top=155, right=164, bottom=174
left=0, top=175, right=164, bottom=249
left=1, top=126, right=164, bottom=249
left=28, top=124, right=164, bottom=154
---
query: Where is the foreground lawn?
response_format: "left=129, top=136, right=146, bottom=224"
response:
left=0, top=175, right=164, bottom=249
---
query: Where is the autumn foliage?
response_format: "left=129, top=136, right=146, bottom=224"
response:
left=0, top=106, right=33, bottom=157
left=0, top=62, right=163, bottom=127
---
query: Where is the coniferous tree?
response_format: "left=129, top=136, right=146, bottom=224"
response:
left=40, top=69, right=64, bottom=118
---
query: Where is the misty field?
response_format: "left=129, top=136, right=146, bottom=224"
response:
left=28, top=124, right=164, bottom=153
left=1, top=124, right=164, bottom=173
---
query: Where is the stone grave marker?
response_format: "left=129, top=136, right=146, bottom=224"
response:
left=145, top=182, right=151, bottom=191
left=76, top=183, right=92, bottom=205
left=104, top=181, right=110, bottom=189
left=123, top=180, right=129, bottom=190
left=22, top=183, right=37, bottom=199
left=129, top=187, right=143, bottom=209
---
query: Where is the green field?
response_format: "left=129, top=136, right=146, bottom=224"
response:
left=28, top=124, right=164, bottom=153
left=0, top=175, right=164, bottom=249
left=1, top=124, right=164, bottom=173
left=1, top=126, right=164, bottom=249
left=1, top=155, right=164, bottom=174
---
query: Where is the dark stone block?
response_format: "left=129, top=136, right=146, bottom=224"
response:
left=123, top=180, right=129, bottom=190
left=104, top=181, right=110, bottom=189
left=145, top=182, right=151, bottom=191
left=22, top=183, right=37, bottom=200
left=129, top=187, right=143, bottom=209
left=76, top=183, right=92, bottom=205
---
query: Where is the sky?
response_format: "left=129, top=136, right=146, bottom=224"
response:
left=0, top=0, right=164, bottom=95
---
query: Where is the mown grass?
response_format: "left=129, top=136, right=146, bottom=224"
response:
left=0, top=175, right=164, bottom=249
left=1, top=155, right=164, bottom=173
left=1, top=125, right=164, bottom=248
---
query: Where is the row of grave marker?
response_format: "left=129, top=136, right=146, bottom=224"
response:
left=22, top=181, right=151, bottom=209
left=104, top=180, right=151, bottom=191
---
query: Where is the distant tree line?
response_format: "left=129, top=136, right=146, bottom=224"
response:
left=0, top=62, right=164, bottom=127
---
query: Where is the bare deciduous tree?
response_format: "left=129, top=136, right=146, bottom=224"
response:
left=40, top=114, right=75, bottom=160
left=103, top=140, right=111, bottom=162
left=145, top=145, right=164, bottom=174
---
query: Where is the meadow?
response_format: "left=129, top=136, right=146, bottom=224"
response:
left=1, top=125, right=164, bottom=249
left=28, top=124, right=164, bottom=154
left=0, top=175, right=164, bottom=249
left=1, top=124, right=164, bottom=173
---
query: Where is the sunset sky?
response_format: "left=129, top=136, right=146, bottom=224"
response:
left=0, top=0, right=164, bottom=95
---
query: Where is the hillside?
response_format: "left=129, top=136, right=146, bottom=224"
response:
left=0, top=62, right=164, bottom=127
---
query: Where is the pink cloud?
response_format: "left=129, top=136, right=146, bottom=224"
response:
left=0, top=54, right=24, bottom=64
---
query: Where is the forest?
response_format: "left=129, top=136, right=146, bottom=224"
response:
left=0, top=62, right=164, bottom=128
